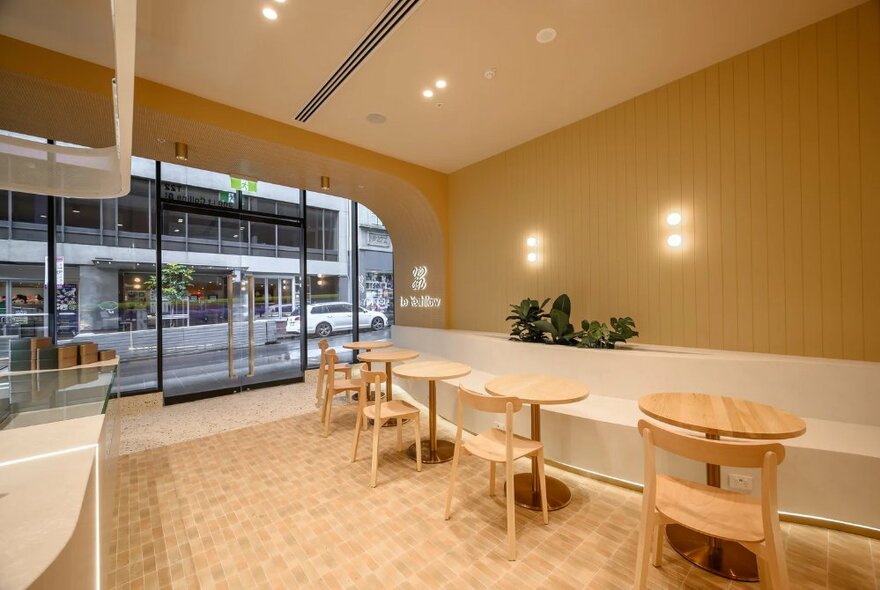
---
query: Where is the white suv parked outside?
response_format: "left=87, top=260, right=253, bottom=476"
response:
left=285, top=302, right=388, bottom=337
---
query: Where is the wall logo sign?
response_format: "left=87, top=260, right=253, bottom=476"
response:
left=400, top=265, right=441, bottom=308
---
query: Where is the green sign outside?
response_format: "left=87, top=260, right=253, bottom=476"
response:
left=230, top=177, right=257, bottom=192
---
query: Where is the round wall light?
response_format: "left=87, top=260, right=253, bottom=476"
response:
left=667, top=234, right=683, bottom=248
left=527, top=252, right=538, bottom=263
left=526, top=236, right=538, bottom=248
left=666, top=211, right=682, bottom=226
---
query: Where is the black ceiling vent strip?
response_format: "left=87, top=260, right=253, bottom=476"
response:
left=294, top=0, right=423, bottom=123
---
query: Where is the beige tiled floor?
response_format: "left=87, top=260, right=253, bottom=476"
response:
left=109, top=390, right=879, bottom=589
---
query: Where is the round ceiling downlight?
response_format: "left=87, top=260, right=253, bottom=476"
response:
left=435, top=79, right=447, bottom=89
left=536, top=27, right=557, bottom=44
left=262, top=6, right=278, bottom=20
left=422, top=89, right=434, bottom=98
left=366, top=113, right=386, bottom=124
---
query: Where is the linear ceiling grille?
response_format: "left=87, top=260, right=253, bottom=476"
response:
left=294, top=0, right=423, bottom=123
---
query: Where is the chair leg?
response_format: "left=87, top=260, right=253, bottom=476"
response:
left=634, top=503, right=655, bottom=590
left=652, top=518, right=665, bottom=567
left=350, top=411, right=363, bottom=463
left=444, top=440, right=461, bottom=520
left=412, top=415, right=422, bottom=472
left=322, top=390, right=333, bottom=437
left=315, top=370, right=325, bottom=404
left=370, top=416, right=382, bottom=488
left=505, top=458, right=516, bottom=561
left=488, top=462, right=496, bottom=496
left=396, top=419, right=403, bottom=451
left=766, top=534, right=789, bottom=590
left=756, top=555, right=774, bottom=590
left=536, top=450, right=549, bottom=525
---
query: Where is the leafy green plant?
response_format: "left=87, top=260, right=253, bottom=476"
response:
left=506, top=297, right=550, bottom=342
left=534, top=294, right=582, bottom=346
left=578, top=316, right=639, bottom=348
left=608, top=316, right=639, bottom=346
left=144, top=264, right=194, bottom=302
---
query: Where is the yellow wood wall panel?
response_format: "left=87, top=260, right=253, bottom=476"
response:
left=448, top=2, right=880, bottom=362
left=836, top=10, right=864, bottom=360
left=763, top=40, right=788, bottom=355
left=858, top=0, right=880, bottom=360
left=748, top=48, right=771, bottom=354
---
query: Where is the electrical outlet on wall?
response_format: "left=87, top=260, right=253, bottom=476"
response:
left=728, top=473, right=753, bottom=492
left=494, top=421, right=506, bottom=432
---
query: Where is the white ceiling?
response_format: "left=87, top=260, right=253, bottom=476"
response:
left=0, top=0, right=864, bottom=173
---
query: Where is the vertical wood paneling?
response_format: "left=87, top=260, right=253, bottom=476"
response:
left=780, top=33, right=805, bottom=355
left=692, top=70, right=711, bottom=348
left=836, top=10, right=863, bottom=360
left=817, top=18, right=844, bottom=358
left=719, top=60, right=739, bottom=350
left=448, top=2, right=880, bottom=363
left=748, top=48, right=770, bottom=353
left=799, top=27, right=824, bottom=358
left=764, top=40, right=788, bottom=354
left=705, top=65, right=725, bottom=350
left=859, top=0, right=880, bottom=360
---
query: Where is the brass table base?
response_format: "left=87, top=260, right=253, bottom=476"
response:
left=666, top=524, right=759, bottom=582
left=406, top=439, right=455, bottom=464
left=505, top=473, right=572, bottom=511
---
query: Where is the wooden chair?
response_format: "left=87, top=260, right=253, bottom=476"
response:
left=322, top=349, right=360, bottom=437
left=350, top=369, right=422, bottom=487
left=315, top=339, right=352, bottom=404
left=635, top=419, right=789, bottom=590
left=444, top=386, right=548, bottom=561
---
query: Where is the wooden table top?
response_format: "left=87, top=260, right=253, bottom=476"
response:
left=392, top=360, right=471, bottom=381
left=358, top=349, right=420, bottom=363
left=638, top=392, right=807, bottom=440
left=342, top=341, right=393, bottom=351
left=484, top=373, right=590, bottom=405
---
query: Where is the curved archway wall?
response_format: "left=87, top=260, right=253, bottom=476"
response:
left=449, top=1, right=880, bottom=362
left=0, top=35, right=448, bottom=330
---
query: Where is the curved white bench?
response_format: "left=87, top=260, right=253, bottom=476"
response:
left=392, top=326, right=880, bottom=533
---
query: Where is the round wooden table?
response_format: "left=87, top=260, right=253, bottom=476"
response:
left=392, top=360, right=471, bottom=464
left=358, top=348, right=420, bottom=426
left=342, top=340, right=392, bottom=370
left=485, top=374, right=590, bottom=511
left=638, top=392, right=806, bottom=582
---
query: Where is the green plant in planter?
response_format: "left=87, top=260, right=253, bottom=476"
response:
left=578, top=316, right=639, bottom=348
left=506, top=297, right=550, bottom=342
left=534, top=294, right=582, bottom=346
left=609, top=316, right=639, bottom=346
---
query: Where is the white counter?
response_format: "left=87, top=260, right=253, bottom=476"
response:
left=392, top=326, right=880, bottom=531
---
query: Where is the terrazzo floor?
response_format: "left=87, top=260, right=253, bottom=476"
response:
left=111, top=381, right=880, bottom=589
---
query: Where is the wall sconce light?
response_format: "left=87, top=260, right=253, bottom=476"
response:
left=666, top=211, right=682, bottom=226
left=526, top=236, right=538, bottom=248
left=527, top=252, right=538, bottom=263
left=320, top=175, right=331, bottom=190
left=525, top=235, right=540, bottom=263
left=174, top=142, right=188, bottom=161
left=667, top=234, right=683, bottom=248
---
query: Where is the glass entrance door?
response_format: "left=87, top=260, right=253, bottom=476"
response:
left=159, top=206, right=303, bottom=401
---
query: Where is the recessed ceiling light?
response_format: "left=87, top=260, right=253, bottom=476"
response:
left=422, top=89, right=434, bottom=98
left=262, top=6, right=278, bottom=20
left=366, top=113, right=386, bottom=124
left=536, top=27, right=557, bottom=44
left=72, top=209, right=81, bottom=214
left=435, top=79, right=447, bottom=89
left=174, top=228, right=180, bottom=233
left=117, top=223, right=124, bottom=227
left=274, top=0, right=286, bottom=3
left=233, top=234, right=239, bottom=238
left=177, top=218, right=183, bottom=223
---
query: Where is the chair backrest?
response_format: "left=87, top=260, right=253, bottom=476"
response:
left=454, top=386, right=523, bottom=460
left=637, top=420, right=786, bottom=468
left=357, top=369, right=387, bottom=412
left=318, top=338, right=330, bottom=382
left=637, top=419, right=786, bottom=534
